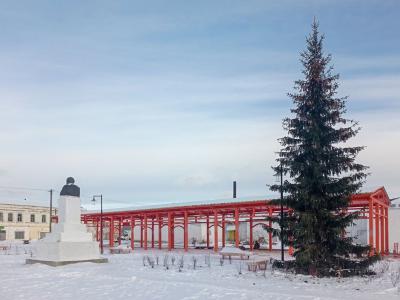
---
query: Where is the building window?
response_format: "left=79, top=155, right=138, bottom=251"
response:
left=42, top=215, right=46, bottom=223
left=15, top=231, right=25, bottom=240
left=30, top=214, right=35, bottom=223
left=0, top=212, right=3, bottom=222
left=17, top=213, right=23, bottom=222
left=8, top=213, right=13, bottom=222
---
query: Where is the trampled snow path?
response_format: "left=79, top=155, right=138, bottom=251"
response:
left=1, top=246, right=399, bottom=300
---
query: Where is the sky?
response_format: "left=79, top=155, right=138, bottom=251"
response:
left=0, top=0, right=399, bottom=209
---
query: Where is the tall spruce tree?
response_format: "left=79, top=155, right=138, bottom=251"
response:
left=270, top=20, right=373, bottom=275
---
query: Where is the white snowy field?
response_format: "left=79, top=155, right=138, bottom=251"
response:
left=1, top=244, right=400, bottom=300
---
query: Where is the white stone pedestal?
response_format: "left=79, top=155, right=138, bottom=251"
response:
left=26, top=195, right=107, bottom=266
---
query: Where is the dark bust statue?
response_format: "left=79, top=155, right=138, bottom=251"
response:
left=60, top=177, right=80, bottom=197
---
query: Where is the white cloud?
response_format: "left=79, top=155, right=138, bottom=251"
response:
left=342, top=75, right=400, bottom=102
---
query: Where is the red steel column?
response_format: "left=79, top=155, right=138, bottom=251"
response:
left=385, top=207, right=389, bottom=254
left=235, top=208, right=239, bottom=247
left=109, top=217, right=114, bottom=248
left=206, top=215, right=210, bottom=248
left=184, top=211, right=188, bottom=252
left=249, top=211, right=253, bottom=251
left=118, top=219, right=122, bottom=245
left=140, top=218, right=143, bottom=248
left=222, top=214, right=226, bottom=248
left=96, top=219, right=99, bottom=241
left=168, top=212, right=172, bottom=251
left=213, top=210, right=218, bottom=252
left=144, top=214, right=148, bottom=250
left=268, top=207, right=272, bottom=251
left=368, top=199, right=374, bottom=254
left=158, top=215, right=162, bottom=249
left=98, top=219, right=101, bottom=242
left=380, top=206, right=385, bottom=256
left=151, top=218, right=155, bottom=248
left=171, top=216, right=175, bottom=249
left=375, top=204, right=380, bottom=254
left=130, top=216, right=135, bottom=250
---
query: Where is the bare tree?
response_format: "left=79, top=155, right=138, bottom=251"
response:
left=192, top=256, right=198, bottom=270
left=373, top=261, right=390, bottom=277
left=178, top=255, right=184, bottom=272
left=390, top=266, right=400, bottom=289
left=163, top=254, right=170, bottom=270
left=235, top=261, right=243, bottom=275
left=205, top=253, right=211, bottom=268
left=146, top=256, right=155, bottom=268
left=142, top=255, right=147, bottom=266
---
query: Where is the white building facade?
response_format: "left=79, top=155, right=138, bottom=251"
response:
left=0, top=203, right=54, bottom=241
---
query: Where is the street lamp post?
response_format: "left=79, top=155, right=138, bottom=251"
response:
left=49, top=189, right=53, bottom=233
left=92, top=194, right=103, bottom=254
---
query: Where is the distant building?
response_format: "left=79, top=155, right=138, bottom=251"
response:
left=389, top=203, right=400, bottom=252
left=0, top=203, right=55, bottom=241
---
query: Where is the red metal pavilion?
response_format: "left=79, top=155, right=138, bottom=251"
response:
left=81, top=187, right=390, bottom=255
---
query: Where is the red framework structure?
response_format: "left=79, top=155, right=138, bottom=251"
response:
left=81, top=187, right=390, bottom=255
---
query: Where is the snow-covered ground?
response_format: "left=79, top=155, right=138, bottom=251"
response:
left=1, top=242, right=400, bottom=300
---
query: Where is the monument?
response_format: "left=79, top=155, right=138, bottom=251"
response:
left=26, top=177, right=107, bottom=266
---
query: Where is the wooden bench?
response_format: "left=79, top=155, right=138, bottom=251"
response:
left=220, top=247, right=251, bottom=260
left=247, top=255, right=268, bottom=272
left=109, top=247, right=131, bottom=254
left=221, top=252, right=251, bottom=260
